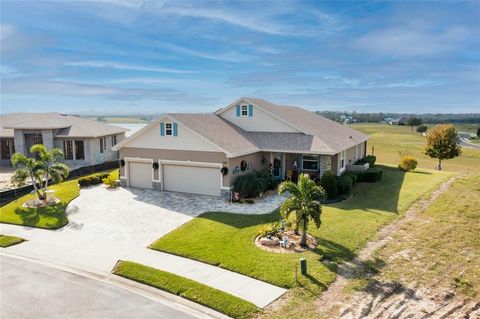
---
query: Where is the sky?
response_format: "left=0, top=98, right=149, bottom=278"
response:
left=1, top=0, right=479, bottom=114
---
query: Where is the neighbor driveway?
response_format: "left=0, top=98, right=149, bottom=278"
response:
left=0, top=185, right=287, bottom=308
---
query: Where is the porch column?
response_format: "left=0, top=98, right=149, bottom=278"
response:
left=13, top=130, right=25, bottom=154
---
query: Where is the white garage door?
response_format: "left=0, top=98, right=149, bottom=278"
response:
left=129, top=162, right=152, bottom=189
left=163, top=164, right=221, bottom=196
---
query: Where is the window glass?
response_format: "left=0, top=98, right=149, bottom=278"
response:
left=64, top=140, right=73, bottom=160
left=75, top=141, right=85, bottom=160
left=302, top=154, right=319, bottom=171
left=100, top=137, right=104, bottom=153
left=241, top=105, right=248, bottom=116
left=165, top=123, right=173, bottom=135
left=1, top=140, right=12, bottom=159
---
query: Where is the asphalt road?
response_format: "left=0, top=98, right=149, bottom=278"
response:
left=0, top=255, right=198, bottom=319
left=458, top=132, right=480, bottom=149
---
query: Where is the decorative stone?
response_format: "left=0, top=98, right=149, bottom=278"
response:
left=260, top=237, right=280, bottom=246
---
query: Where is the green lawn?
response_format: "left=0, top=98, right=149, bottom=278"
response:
left=151, top=165, right=453, bottom=293
left=114, top=261, right=258, bottom=319
left=351, top=123, right=480, bottom=174
left=0, top=234, right=25, bottom=247
left=0, top=170, right=118, bottom=229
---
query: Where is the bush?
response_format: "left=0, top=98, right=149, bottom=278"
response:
left=320, top=171, right=338, bottom=199
left=398, top=155, right=418, bottom=172
left=343, top=171, right=358, bottom=185
left=256, top=170, right=275, bottom=190
left=79, top=172, right=112, bottom=188
left=357, top=168, right=383, bottom=182
left=355, top=155, right=376, bottom=167
left=78, top=177, right=91, bottom=187
left=103, top=175, right=119, bottom=188
left=234, top=173, right=265, bottom=198
left=336, top=175, right=353, bottom=195
left=416, top=125, right=428, bottom=133
left=260, top=221, right=281, bottom=238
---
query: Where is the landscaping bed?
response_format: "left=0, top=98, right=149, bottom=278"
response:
left=113, top=261, right=258, bottom=319
left=0, top=234, right=25, bottom=247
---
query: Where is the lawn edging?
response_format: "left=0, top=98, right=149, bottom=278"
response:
left=113, top=260, right=259, bottom=319
left=0, top=234, right=25, bottom=247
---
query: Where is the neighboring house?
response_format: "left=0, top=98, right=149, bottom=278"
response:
left=0, top=113, right=128, bottom=168
left=388, top=117, right=407, bottom=125
left=113, top=97, right=369, bottom=197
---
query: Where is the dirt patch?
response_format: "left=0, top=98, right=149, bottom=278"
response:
left=316, top=176, right=480, bottom=319
left=255, top=230, right=318, bottom=254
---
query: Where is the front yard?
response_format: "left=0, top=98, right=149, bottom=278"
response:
left=151, top=165, right=453, bottom=293
left=0, top=170, right=118, bottom=229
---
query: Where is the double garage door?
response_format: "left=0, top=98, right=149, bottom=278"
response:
left=127, top=160, right=221, bottom=196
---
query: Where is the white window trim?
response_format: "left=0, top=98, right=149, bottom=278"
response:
left=165, top=122, right=173, bottom=136
left=241, top=105, right=249, bottom=117
left=302, top=154, right=320, bottom=171
left=339, top=150, right=346, bottom=174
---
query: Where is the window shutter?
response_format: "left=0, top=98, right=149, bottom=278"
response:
left=173, top=123, right=178, bottom=136
left=248, top=104, right=253, bottom=117
left=236, top=105, right=241, bottom=117
left=160, top=122, right=165, bottom=136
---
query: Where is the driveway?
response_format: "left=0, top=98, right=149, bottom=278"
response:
left=0, top=185, right=287, bottom=308
left=0, top=255, right=198, bottom=319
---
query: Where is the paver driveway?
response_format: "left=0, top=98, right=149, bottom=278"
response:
left=0, top=185, right=287, bottom=308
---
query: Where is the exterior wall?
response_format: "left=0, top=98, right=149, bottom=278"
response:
left=345, top=145, right=357, bottom=166
left=219, top=101, right=299, bottom=133
left=119, top=147, right=228, bottom=187
left=124, top=120, right=221, bottom=152
left=41, top=130, right=54, bottom=150
left=225, top=151, right=269, bottom=187
left=0, top=138, right=15, bottom=167
left=13, top=129, right=24, bottom=154
left=331, top=154, right=338, bottom=175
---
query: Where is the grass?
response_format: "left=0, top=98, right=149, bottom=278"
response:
left=0, top=234, right=25, bottom=247
left=151, top=165, right=453, bottom=293
left=351, top=123, right=480, bottom=174
left=113, top=261, right=258, bottom=319
left=377, top=175, right=480, bottom=298
left=0, top=170, right=119, bottom=229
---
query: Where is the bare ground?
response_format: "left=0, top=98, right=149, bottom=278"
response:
left=316, top=176, right=480, bottom=319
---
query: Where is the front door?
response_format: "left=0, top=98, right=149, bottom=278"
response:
left=273, top=153, right=283, bottom=179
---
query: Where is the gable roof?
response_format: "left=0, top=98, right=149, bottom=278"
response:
left=0, top=113, right=128, bottom=138
left=115, top=97, right=369, bottom=157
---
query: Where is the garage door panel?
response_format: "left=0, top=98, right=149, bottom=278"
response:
left=163, top=164, right=220, bottom=196
left=129, top=162, right=152, bottom=189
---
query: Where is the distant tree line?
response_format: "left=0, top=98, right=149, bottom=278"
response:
left=316, top=111, right=480, bottom=124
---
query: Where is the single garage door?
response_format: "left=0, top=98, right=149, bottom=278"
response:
left=163, top=164, right=221, bottom=196
left=128, top=161, right=152, bottom=189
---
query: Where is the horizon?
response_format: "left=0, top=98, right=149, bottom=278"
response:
left=1, top=1, right=479, bottom=114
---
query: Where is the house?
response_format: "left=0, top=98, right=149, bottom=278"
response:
left=113, top=97, right=369, bottom=197
left=388, top=117, right=407, bottom=125
left=0, top=113, right=128, bottom=168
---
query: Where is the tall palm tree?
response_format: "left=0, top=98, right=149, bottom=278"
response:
left=278, top=173, right=326, bottom=247
left=11, top=144, right=69, bottom=200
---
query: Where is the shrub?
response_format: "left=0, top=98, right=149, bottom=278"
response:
left=79, top=172, right=112, bottom=188
left=234, top=173, right=265, bottom=198
left=103, top=175, right=119, bottom=188
left=343, top=171, right=358, bottom=185
left=357, top=168, right=383, bottom=182
left=336, top=175, right=353, bottom=195
left=398, top=155, right=418, bottom=172
left=260, top=221, right=281, bottom=238
left=320, top=171, right=338, bottom=199
left=416, top=125, right=428, bottom=133
left=256, top=170, right=275, bottom=190
left=78, top=177, right=91, bottom=187
left=355, top=155, right=376, bottom=167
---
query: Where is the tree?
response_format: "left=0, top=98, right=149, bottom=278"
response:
left=424, top=124, right=461, bottom=171
left=407, top=116, right=422, bottom=132
left=11, top=144, right=69, bottom=200
left=416, top=125, right=427, bottom=133
left=278, top=173, right=326, bottom=247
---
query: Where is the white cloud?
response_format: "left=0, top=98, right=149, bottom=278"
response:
left=156, top=41, right=252, bottom=63
left=64, top=61, right=194, bottom=74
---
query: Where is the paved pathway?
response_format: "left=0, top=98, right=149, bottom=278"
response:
left=0, top=255, right=199, bottom=319
left=0, top=185, right=286, bottom=308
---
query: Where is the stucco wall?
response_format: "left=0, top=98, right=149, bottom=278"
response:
left=226, top=152, right=269, bottom=187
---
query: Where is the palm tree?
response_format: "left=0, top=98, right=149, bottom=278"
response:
left=11, top=144, right=69, bottom=200
left=278, top=173, right=326, bottom=247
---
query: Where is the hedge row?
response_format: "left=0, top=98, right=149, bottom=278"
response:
left=78, top=172, right=110, bottom=187
left=355, top=155, right=377, bottom=167
left=356, top=168, right=383, bottom=182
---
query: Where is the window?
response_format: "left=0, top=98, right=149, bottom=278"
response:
left=111, top=135, right=117, bottom=146
left=63, top=140, right=73, bottom=160
left=100, top=137, right=106, bottom=153
left=302, top=154, right=319, bottom=171
left=1, top=139, right=12, bottom=159
left=340, top=151, right=346, bottom=170
left=165, top=123, right=173, bottom=136
left=75, top=140, right=85, bottom=160
left=241, top=105, right=249, bottom=117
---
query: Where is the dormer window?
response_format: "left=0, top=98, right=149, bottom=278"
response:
left=165, top=123, right=173, bottom=136
left=241, top=105, right=249, bottom=117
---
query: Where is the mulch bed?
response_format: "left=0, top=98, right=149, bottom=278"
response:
left=255, top=230, right=318, bottom=254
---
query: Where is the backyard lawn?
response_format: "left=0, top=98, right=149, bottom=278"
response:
left=352, top=123, right=480, bottom=174
left=151, top=165, right=453, bottom=293
left=0, top=170, right=118, bottom=229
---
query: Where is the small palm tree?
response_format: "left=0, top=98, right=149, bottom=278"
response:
left=278, top=173, right=326, bottom=247
left=11, top=144, right=69, bottom=200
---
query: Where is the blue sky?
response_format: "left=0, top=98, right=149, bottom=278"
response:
left=1, top=0, right=479, bottom=114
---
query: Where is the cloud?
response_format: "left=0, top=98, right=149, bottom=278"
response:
left=64, top=61, right=195, bottom=74
left=354, top=26, right=469, bottom=57
left=0, top=24, right=48, bottom=58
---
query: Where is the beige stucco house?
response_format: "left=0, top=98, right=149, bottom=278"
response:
left=113, top=97, right=369, bottom=197
left=0, top=113, right=127, bottom=168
